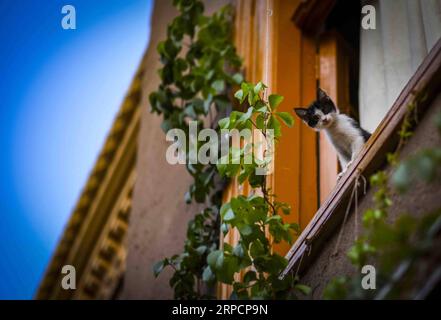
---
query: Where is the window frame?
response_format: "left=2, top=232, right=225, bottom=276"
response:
left=280, top=37, right=441, bottom=279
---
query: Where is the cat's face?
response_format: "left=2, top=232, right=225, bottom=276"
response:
left=293, top=88, right=337, bottom=130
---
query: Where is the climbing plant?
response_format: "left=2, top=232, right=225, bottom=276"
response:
left=204, top=82, right=310, bottom=299
left=324, top=99, right=441, bottom=299
left=151, top=0, right=307, bottom=299
left=151, top=0, right=242, bottom=299
left=149, top=0, right=242, bottom=204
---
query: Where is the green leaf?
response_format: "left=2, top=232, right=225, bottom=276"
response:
left=234, top=89, right=244, bottom=103
left=248, top=170, right=265, bottom=188
left=203, top=94, right=213, bottom=114
left=184, top=191, right=191, bottom=204
left=392, top=163, right=411, bottom=193
left=268, top=115, right=282, bottom=137
left=217, top=161, right=227, bottom=177
left=241, top=81, right=252, bottom=93
left=238, top=164, right=255, bottom=184
left=212, top=79, right=225, bottom=92
left=277, top=202, right=291, bottom=215
left=288, top=223, right=300, bottom=233
left=347, top=241, right=375, bottom=267
left=232, top=73, right=244, bottom=85
left=268, top=94, right=284, bottom=110
left=414, top=152, right=437, bottom=182
left=192, top=98, right=205, bottom=114
left=184, top=104, right=197, bottom=119
left=220, top=203, right=234, bottom=221
left=207, top=250, right=223, bottom=270
left=202, top=266, right=215, bottom=283
left=265, top=215, right=282, bottom=224
left=223, top=209, right=235, bottom=221
left=236, top=82, right=251, bottom=104
left=244, top=270, right=257, bottom=283
left=218, top=117, right=230, bottom=129
left=261, top=254, right=287, bottom=274
left=250, top=239, right=265, bottom=258
left=221, top=222, right=229, bottom=235
left=195, top=245, right=207, bottom=255
left=255, top=103, right=268, bottom=113
left=276, top=112, right=294, bottom=127
left=295, top=284, right=311, bottom=295
left=223, top=243, right=233, bottom=253
left=255, top=114, right=265, bottom=130
left=228, top=111, right=244, bottom=128
left=238, top=224, right=253, bottom=236
left=254, top=81, right=265, bottom=94
left=239, top=107, right=254, bottom=123
left=214, top=95, right=230, bottom=110
left=161, top=119, right=173, bottom=133
left=323, top=276, right=349, bottom=300
left=153, top=260, right=166, bottom=278
left=232, top=244, right=245, bottom=258
left=217, top=255, right=239, bottom=284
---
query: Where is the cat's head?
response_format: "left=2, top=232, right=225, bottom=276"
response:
left=293, top=88, right=337, bottom=130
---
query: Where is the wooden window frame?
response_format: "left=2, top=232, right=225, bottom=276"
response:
left=218, top=0, right=321, bottom=298
left=318, top=31, right=355, bottom=204
left=281, top=38, right=441, bottom=279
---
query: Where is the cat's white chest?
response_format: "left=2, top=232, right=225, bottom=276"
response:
left=325, top=115, right=360, bottom=162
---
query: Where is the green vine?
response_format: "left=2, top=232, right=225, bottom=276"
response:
left=149, top=0, right=242, bottom=204
left=324, top=98, right=441, bottom=299
left=151, top=0, right=242, bottom=299
left=151, top=0, right=307, bottom=299
left=206, top=82, right=310, bottom=299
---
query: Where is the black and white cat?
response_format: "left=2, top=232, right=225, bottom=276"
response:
left=294, top=88, right=371, bottom=179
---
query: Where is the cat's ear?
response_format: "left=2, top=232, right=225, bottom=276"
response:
left=294, top=108, right=308, bottom=121
left=317, top=88, right=337, bottom=112
left=317, top=88, right=330, bottom=102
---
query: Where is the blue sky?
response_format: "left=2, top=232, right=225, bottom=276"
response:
left=0, top=0, right=152, bottom=299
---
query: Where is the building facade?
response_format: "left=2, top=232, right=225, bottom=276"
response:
left=37, top=0, right=441, bottom=299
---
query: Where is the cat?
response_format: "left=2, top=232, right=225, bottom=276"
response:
left=294, top=88, right=371, bottom=179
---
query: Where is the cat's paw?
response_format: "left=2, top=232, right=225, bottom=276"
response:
left=337, top=171, right=345, bottom=180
